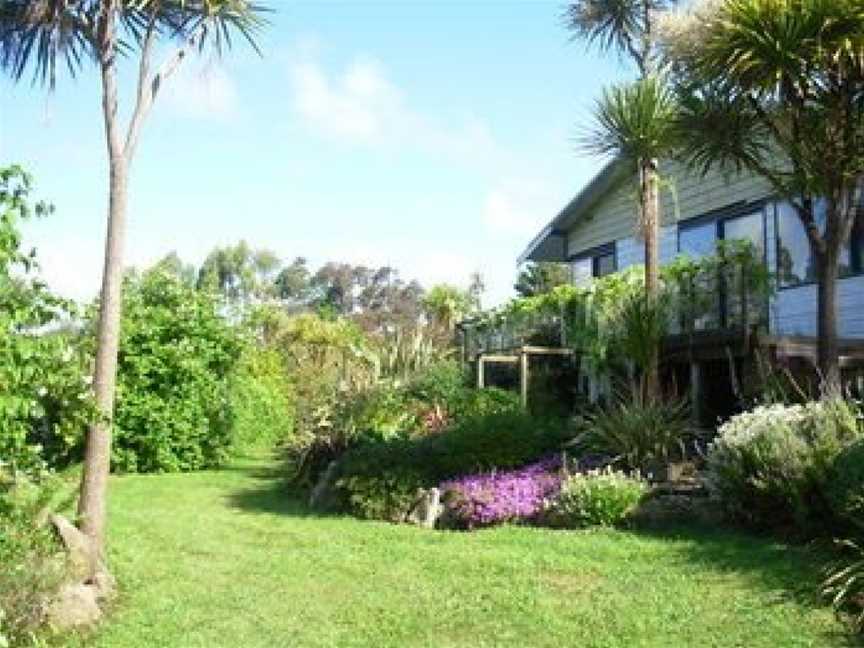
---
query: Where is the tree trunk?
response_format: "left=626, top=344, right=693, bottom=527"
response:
left=78, top=46, right=128, bottom=558
left=641, top=157, right=661, bottom=402
left=816, top=249, right=841, bottom=396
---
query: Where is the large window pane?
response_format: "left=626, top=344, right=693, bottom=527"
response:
left=777, top=202, right=817, bottom=286
left=777, top=200, right=853, bottom=286
left=678, top=221, right=719, bottom=330
left=679, top=221, right=717, bottom=257
left=723, top=211, right=764, bottom=257
left=571, top=258, right=592, bottom=286
left=723, top=211, right=766, bottom=328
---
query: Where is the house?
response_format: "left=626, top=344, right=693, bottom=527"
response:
left=510, top=158, right=864, bottom=421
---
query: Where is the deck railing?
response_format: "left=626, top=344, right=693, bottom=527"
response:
left=460, top=242, right=772, bottom=359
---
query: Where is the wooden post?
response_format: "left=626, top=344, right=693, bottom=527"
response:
left=477, top=357, right=485, bottom=389
left=520, top=351, right=529, bottom=409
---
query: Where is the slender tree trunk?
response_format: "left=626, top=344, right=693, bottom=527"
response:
left=78, top=44, right=128, bottom=557
left=816, top=249, right=841, bottom=396
left=641, top=157, right=661, bottom=402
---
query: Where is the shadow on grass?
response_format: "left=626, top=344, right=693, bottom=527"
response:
left=222, top=454, right=342, bottom=520
left=631, top=523, right=863, bottom=646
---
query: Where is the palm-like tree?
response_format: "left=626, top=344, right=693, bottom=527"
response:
left=0, top=0, right=267, bottom=561
left=582, top=77, right=679, bottom=398
left=564, top=0, right=673, bottom=76
left=582, top=76, right=678, bottom=400
left=424, top=284, right=473, bottom=333
left=565, top=1, right=678, bottom=401
left=664, top=0, right=864, bottom=393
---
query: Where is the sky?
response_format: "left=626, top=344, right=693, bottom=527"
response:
left=0, top=0, right=630, bottom=307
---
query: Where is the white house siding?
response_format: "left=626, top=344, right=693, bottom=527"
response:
left=566, top=160, right=774, bottom=258
left=771, top=276, right=864, bottom=339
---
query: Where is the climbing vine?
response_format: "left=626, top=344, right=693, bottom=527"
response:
left=464, top=241, right=772, bottom=381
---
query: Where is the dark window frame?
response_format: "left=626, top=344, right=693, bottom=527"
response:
left=677, top=200, right=769, bottom=261
left=593, top=250, right=617, bottom=278
left=568, top=242, right=617, bottom=279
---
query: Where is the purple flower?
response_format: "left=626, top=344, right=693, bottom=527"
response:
left=440, top=457, right=564, bottom=529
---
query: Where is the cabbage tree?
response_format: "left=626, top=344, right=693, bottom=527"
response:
left=581, top=76, right=680, bottom=399
left=0, top=0, right=268, bottom=559
left=663, top=0, right=864, bottom=393
left=565, top=0, right=679, bottom=401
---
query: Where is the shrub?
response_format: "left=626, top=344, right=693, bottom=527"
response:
left=823, top=539, right=864, bottom=635
left=287, top=380, right=419, bottom=488
left=0, top=166, right=96, bottom=480
left=452, top=387, right=521, bottom=421
left=229, top=343, right=294, bottom=453
left=337, top=470, right=426, bottom=522
left=706, top=400, right=861, bottom=529
left=333, top=410, right=573, bottom=519
left=440, top=457, right=563, bottom=529
left=407, top=361, right=519, bottom=433
left=828, top=437, right=864, bottom=532
left=573, top=393, right=691, bottom=470
left=407, top=359, right=467, bottom=408
left=544, top=468, right=647, bottom=528
left=0, top=475, right=71, bottom=647
left=109, top=270, right=243, bottom=472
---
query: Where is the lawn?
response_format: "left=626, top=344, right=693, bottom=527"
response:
left=74, top=453, right=852, bottom=648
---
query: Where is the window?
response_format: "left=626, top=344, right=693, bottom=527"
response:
left=571, top=258, right=592, bottom=286
left=776, top=200, right=861, bottom=288
left=570, top=245, right=616, bottom=284
left=593, top=251, right=616, bottom=277
left=678, top=210, right=765, bottom=258
left=677, top=207, right=767, bottom=330
left=679, top=220, right=717, bottom=258
left=722, top=211, right=765, bottom=257
left=776, top=202, right=815, bottom=286
left=853, top=215, right=864, bottom=274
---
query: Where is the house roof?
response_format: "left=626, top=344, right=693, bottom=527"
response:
left=517, top=157, right=629, bottom=264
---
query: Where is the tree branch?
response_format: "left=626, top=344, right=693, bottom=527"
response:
left=123, top=20, right=205, bottom=162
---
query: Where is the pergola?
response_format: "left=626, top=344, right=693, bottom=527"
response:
left=475, top=345, right=574, bottom=408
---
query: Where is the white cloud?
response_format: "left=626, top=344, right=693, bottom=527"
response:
left=481, top=180, right=557, bottom=238
left=288, top=51, right=498, bottom=164
left=164, top=64, right=238, bottom=120
left=292, top=58, right=396, bottom=140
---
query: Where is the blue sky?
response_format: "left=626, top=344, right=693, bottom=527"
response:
left=0, top=0, right=630, bottom=307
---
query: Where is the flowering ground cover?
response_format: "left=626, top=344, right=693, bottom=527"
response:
left=440, top=457, right=563, bottom=528
left=69, top=452, right=850, bottom=647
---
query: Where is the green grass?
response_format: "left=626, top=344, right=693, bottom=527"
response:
left=74, top=453, right=854, bottom=648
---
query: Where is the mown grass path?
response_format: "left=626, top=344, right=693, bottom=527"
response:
left=76, top=454, right=852, bottom=647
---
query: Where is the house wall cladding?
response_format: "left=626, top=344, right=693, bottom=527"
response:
left=565, top=160, right=864, bottom=340
left=565, top=159, right=774, bottom=259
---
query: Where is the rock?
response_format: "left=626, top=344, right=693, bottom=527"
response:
left=405, top=488, right=443, bottom=528
left=309, top=461, right=339, bottom=510
left=91, top=566, right=117, bottom=601
left=632, top=490, right=723, bottom=527
left=44, top=583, right=102, bottom=630
left=50, top=515, right=97, bottom=583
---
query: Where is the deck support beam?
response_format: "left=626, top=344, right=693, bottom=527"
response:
left=520, top=351, right=529, bottom=410
left=690, top=361, right=703, bottom=427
